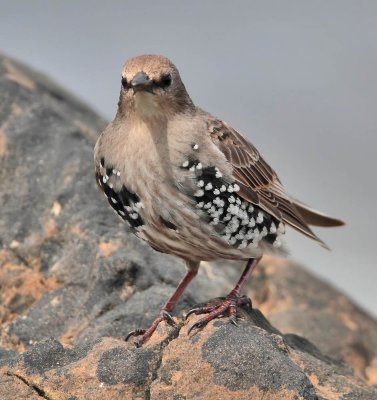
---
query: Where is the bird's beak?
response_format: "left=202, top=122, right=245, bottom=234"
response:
left=131, top=72, right=154, bottom=94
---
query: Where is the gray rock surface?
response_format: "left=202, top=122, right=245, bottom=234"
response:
left=0, top=54, right=376, bottom=399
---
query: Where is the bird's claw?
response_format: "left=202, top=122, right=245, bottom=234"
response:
left=161, top=310, right=176, bottom=326
left=229, top=314, right=238, bottom=326
left=125, top=328, right=146, bottom=342
left=184, top=306, right=214, bottom=320
left=125, top=310, right=176, bottom=347
left=186, top=294, right=252, bottom=335
left=187, top=319, right=211, bottom=335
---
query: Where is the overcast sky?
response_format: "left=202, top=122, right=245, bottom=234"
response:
left=1, top=1, right=376, bottom=316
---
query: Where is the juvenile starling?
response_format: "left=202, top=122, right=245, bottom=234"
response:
left=94, top=55, right=344, bottom=347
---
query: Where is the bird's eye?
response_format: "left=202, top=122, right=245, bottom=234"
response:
left=158, top=74, right=172, bottom=88
left=121, top=77, right=128, bottom=89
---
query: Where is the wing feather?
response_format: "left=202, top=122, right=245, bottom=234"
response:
left=207, top=117, right=328, bottom=246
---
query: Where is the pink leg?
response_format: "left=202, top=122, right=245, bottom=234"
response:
left=185, top=257, right=261, bottom=334
left=126, top=264, right=198, bottom=347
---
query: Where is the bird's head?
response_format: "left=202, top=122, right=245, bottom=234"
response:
left=118, top=55, right=194, bottom=121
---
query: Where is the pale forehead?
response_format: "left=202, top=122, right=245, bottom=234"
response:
left=122, top=55, right=178, bottom=79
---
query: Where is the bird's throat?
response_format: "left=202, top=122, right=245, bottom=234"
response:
left=133, top=92, right=163, bottom=121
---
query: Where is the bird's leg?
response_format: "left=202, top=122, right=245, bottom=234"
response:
left=186, top=257, right=261, bottom=334
left=126, top=263, right=199, bottom=347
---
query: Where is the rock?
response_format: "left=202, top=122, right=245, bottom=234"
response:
left=247, top=257, right=377, bottom=386
left=0, top=54, right=376, bottom=399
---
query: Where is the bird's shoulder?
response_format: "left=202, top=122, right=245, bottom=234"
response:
left=187, top=110, right=280, bottom=200
left=94, top=122, right=119, bottom=164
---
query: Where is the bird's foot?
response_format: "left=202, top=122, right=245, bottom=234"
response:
left=185, top=294, right=252, bottom=334
left=125, top=310, right=176, bottom=348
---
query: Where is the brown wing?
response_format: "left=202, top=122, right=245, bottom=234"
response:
left=207, top=118, right=327, bottom=246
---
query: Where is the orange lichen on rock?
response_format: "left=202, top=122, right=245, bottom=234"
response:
left=4, top=58, right=36, bottom=90
left=98, top=241, right=122, bottom=258
left=366, top=357, right=377, bottom=385
left=149, top=317, right=313, bottom=400
left=0, top=128, right=6, bottom=157
left=0, top=251, right=59, bottom=324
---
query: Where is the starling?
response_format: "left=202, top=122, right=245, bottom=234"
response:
left=94, top=55, right=344, bottom=347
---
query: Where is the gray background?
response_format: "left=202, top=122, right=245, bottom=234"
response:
left=1, top=1, right=376, bottom=315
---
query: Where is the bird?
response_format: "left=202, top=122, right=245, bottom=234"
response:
left=94, top=54, right=344, bottom=347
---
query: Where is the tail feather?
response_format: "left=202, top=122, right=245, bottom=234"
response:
left=292, top=198, right=345, bottom=227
